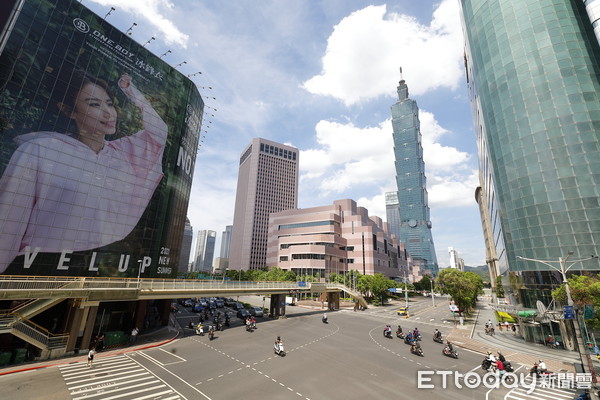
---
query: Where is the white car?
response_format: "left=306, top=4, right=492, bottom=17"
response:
left=250, top=306, right=264, bottom=317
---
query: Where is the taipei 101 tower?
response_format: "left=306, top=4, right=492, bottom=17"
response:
left=390, top=68, right=438, bottom=275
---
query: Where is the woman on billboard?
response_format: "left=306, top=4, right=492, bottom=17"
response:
left=0, top=70, right=167, bottom=274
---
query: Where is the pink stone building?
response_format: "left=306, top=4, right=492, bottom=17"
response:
left=266, top=199, right=409, bottom=279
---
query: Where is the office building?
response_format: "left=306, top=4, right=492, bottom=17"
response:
left=385, top=191, right=401, bottom=240
left=448, top=247, right=465, bottom=272
left=390, top=75, right=439, bottom=275
left=230, top=138, right=299, bottom=270
left=460, top=0, right=600, bottom=345
left=220, top=225, right=233, bottom=259
left=194, top=230, right=217, bottom=273
left=266, top=199, right=408, bottom=279
left=178, top=218, right=194, bottom=274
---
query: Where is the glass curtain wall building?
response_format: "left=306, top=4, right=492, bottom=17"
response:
left=390, top=77, right=438, bottom=275
left=459, top=0, right=600, bottom=308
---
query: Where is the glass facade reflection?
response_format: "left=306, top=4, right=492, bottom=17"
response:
left=460, top=1, right=600, bottom=287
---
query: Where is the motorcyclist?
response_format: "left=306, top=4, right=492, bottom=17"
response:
left=434, top=329, right=442, bottom=340
left=251, top=316, right=256, bottom=328
left=413, top=327, right=420, bottom=338
left=405, top=331, right=413, bottom=342
left=322, top=313, right=327, bottom=323
left=196, top=323, right=204, bottom=335
left=384, top=324, right=392, bottom=336
left=396, top=324, right=403, bottom=334
left=411, top=338, right=421, bottom=352
left=445, top=340, right=454, bottom=353
left=497, top=351, right=506, bottom=363
left=538, top=360, right=547, bottom=373
left=274, top=336, right=282, bottom=352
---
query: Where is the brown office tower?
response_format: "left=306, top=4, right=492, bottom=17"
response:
left=229, top=138, right=299, bottom=271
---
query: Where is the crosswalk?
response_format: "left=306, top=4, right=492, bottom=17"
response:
left=505, top=376, right=581, bottom=400
left=58, top=354, right=183, bottom=400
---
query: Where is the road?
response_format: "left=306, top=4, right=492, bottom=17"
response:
left=0, top=296, right=583, bottom=399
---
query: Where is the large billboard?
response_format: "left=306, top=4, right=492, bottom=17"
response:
left=0, top=0, right=202, bottom=278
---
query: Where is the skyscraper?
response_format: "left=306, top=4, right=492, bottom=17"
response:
left=178, top=218, right=194, bottom=274
left=194, top=230, right=216, bottom=273
left=229, top=138, right=299, bottom=270
left=385, top=191, right=401, bottom=240
left=460, top=0, right=600, bottom=308
left=220, top=225, right=233, bottom=259
left=390, top=75, right=438, bottom=275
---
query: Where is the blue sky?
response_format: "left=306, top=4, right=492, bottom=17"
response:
left=84, top=0, right=486, bottom=267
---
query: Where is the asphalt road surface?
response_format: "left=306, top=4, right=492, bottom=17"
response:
left=0, top=297, right=582, bottom=400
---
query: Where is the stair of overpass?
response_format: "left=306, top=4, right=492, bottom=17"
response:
left=0, top=298, right=69, bottom=353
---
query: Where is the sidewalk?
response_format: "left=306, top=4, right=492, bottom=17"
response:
left=0, top=321, right=181, bottom=376
left=446, top=297, right=594, bottom=374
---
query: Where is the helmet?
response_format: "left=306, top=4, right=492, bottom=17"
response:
left=277, top=336, right=281, bottom=340
left=487, top=351, right=492, bottom=355
left=539, top=360, right=543, bottom=363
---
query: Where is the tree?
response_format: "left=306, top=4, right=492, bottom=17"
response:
left=496, top=276, right=505, bottom=297
left=436, top=269, right=482, bottom=315
left=552, top=274, right=600, bottom=329
left=414, top=274, right=433, bottom=292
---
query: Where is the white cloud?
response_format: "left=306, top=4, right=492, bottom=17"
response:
left=87, top=0, right=189, bottom=47
left=428, top=171, right=479, bottom=208
left=302, top=0, right=464, bottom=105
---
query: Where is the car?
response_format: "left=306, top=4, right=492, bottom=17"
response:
left=237, top=309, right=250, bottom=319
left=193, top=303, right=204, bottom=313
left=184, top=299, right=194, bottom=307
left=215, top=299, right=224, bottom=308
left=209, top=301, right=217, bottom=309
left=249, top=306, right=263, bottom=317
left=224, top=298, right=236, bottom=307
left=234, top=302, right=244, bottom=311
left=397, top=306, right=409, bottom=317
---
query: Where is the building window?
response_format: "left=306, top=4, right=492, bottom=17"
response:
left=279, top=256, right=288, bottom=262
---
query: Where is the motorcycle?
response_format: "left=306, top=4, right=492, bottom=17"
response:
left=225, top=317, right=230, bottom=328
left=404, top=336, right=413, bottom=345
left=413, top=333, right=422, bottom=341
left=396, top=330, right=405, bottom=339
left=442, top=347, right=459, bottom=359
left=530, top=363, right=553, bottom=378
left=410, top=345, right=424, bottom=357
left=433, top=335, right=444, bottom=343
left=503, top=361, right=514, bottom=373
left=383, top=329, right=392, bottom=339
left=274, top=341, right=285, bottom=356
left=481, top=358, right=492, bottom=371
left=322, top=315, right=328, bottom=324
left=246, top=323, right=254, bottom=332
left=485, top=326, right=495, bottom=336
left=208, top=328, right=215, bottom=340
left=196, top=325, right=204, bottom=336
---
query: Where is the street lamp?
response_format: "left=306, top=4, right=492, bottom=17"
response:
left=517, top=252, right=597, bottom=386
left=137, top=259, right=143, bottom=283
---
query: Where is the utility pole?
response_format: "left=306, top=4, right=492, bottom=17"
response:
left=430, top=277, right=435, bottom=307
left=518, top=252, right=597, bottom=398
left=404, top=270, right=408, bottom=309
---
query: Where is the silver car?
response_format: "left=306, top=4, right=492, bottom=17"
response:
left=249, top=306, right=264, bottom=317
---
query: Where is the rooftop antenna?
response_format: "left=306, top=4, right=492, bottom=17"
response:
left=104, top=7, right=115, bottom=20
left=399, top=66, right=403, bottom=81
left=126, top=23, right=137, bottom=35
left=142, top=37, right=155, bottom=47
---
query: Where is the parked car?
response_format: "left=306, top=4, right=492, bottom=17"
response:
left=193, top=303, right=204, bottom=313
left=234, top=302, right=244, bottom=311
left=224, top=298, right=236, bottom=307
left=249, top=306, right=263, bottom=317
left=209, top=301, right=217, bottom=310
left=237, top=309, right=250, bottom=319
left=215, top=299, right=224, bottom=308
left=184, top=299, right=194, bottom=307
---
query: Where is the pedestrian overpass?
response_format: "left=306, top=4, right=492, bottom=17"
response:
left=0, top=276, right=368, bottom=359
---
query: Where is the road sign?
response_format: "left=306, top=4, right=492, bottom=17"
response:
left=584, top=304, right=595, bottom=319
left=564, top=305, right=575, bottom=319
left=298, top=281, right=307, bottom=287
